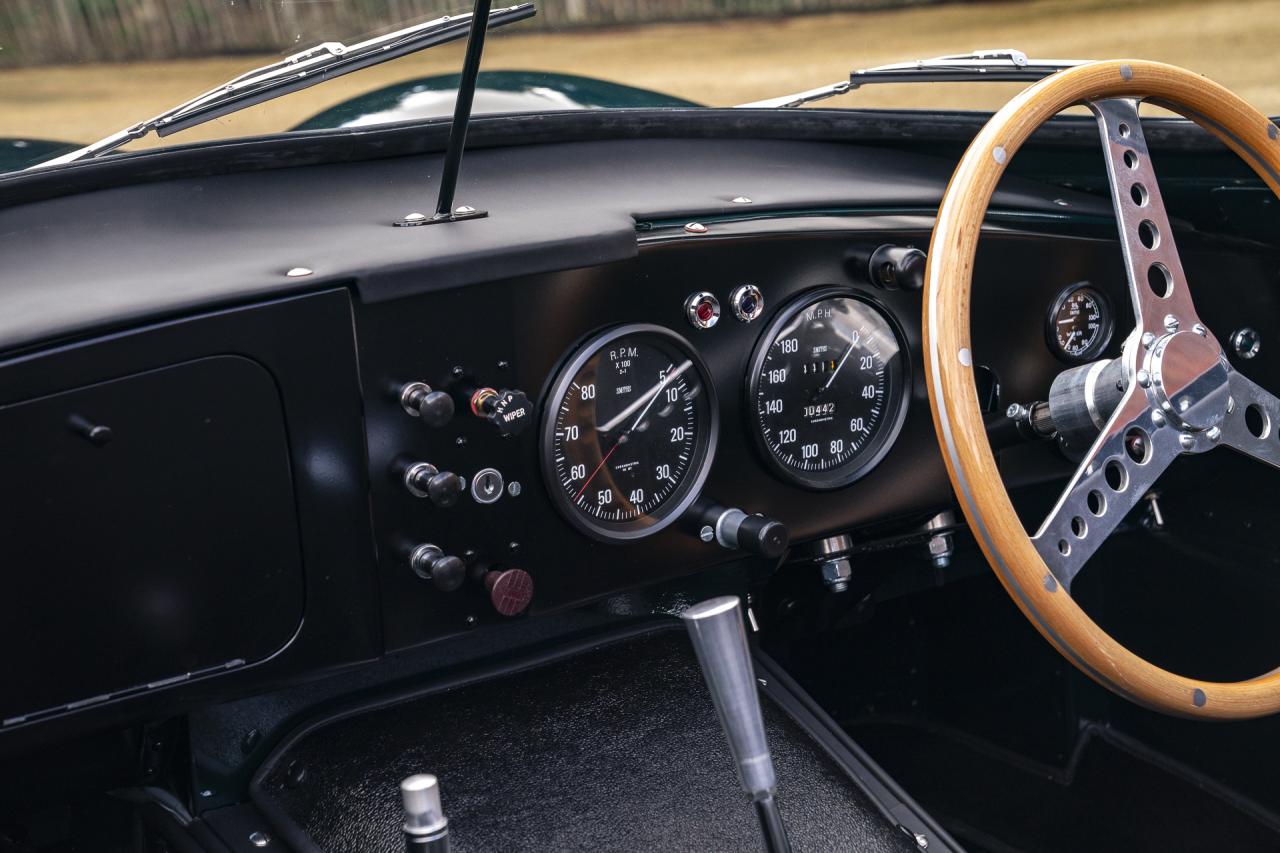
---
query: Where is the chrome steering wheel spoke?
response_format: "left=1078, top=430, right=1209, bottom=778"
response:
left=1031, top=389, right=1180, bottom=591
left=1090, top=98, right=1204, bottom=339
left=1220, top=371, right=1280, bottom=469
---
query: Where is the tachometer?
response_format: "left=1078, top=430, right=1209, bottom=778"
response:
left=541, top=325, right=718, bottom=541
left=747, top=289, right=908, bottom=490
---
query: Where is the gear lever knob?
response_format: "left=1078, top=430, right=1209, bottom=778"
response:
left=401, top=774, right=450, bottom=852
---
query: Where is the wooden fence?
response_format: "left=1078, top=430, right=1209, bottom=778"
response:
left=0, top=0, right=950, bottom=67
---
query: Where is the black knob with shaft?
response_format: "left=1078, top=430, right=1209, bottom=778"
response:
left=409, top=544, right=467, bottom=592
left=868, top=244, right=926, bottom=291
left=403, top=462, right=465, bottom=507
left=697, top=504, right=789, bottom=559
left=400, top=382, right=455, bottom=428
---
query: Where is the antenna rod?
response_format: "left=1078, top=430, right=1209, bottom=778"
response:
left=434, top=0, right=494, bottom=222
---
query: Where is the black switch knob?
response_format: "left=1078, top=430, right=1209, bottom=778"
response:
left=868, top=244, right=926, bottom=291
left=409, top=544, right=467, bottom=592
left=404, top=462, right=465, bottom=507
left=470, top=387, right=533, bottom=437
left=697, top=504, right=790, bottom=560
left=400, top=382, right=455, bottom=428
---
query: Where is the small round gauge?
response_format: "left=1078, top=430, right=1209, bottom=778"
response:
left=1047, top=283, right=1113, bottom=362
left=541, top=324, right=718, bottom=541
left=747, top=288, right=909, bottom=490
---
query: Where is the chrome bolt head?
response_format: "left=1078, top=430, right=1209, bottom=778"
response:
left=455, top=205, right=477, bottom=214
left=1207, top=425, right=1222, bottom=442
left=1141, top=331, right=1157, bottom=349
left=1136, top=369, right=1152, bottom=388
left=1179, top=432, right=1196, bottom=451
left=699, top=525, right=715, bottom=542
left=1193, top=323, right=1208, bottom=337
left=1164, top=314, right=1180, bottom=333
left=684, top=221, right=709, bottom=234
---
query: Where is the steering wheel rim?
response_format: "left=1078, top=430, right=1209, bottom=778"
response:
left=923, top=59, right=1280, bottom=719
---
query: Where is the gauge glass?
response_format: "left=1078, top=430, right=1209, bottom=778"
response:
left=1048, top=284, right=1112, bottom=361
left=747, top=290, right=909, bottom=490
left=542, top=325, right=717, bottom=541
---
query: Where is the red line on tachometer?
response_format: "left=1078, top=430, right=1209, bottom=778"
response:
left=574, top=441, right=620, bottom=501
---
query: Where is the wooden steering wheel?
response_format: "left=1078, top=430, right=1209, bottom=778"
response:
left=924, top=60, right=1280, bottom=719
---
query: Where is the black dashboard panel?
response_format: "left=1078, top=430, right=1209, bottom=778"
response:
left=360, top=227, right=943, bottom=651
left=0, top=356, right=303, bottom=724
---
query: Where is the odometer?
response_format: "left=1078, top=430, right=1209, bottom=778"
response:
left=747, top=289, right=908, bottom=489
left=541, top=325, right=718, bottom=541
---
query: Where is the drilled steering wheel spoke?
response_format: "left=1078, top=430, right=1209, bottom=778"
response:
left=1031, top=390, right=1180, bottom=591
left=1219, top=371, right=1280, bottom=469
left=1090, top=98, right=1203, bottom=339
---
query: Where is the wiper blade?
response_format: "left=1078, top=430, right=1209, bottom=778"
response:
left=30, top=4, right=536, bottom=170
left=737, top=49, right=1085, bottom=109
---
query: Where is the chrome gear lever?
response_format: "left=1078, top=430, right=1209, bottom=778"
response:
left=401, top=774, right=450, bottom=852
left=681, top=596, right=792, bottom=853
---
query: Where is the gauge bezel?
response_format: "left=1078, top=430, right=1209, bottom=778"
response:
left=539, top=323, right=719, bottom=543
left=745, top=286, right=910, bottom=491
left=1045, top=281, right=1114, bottom=363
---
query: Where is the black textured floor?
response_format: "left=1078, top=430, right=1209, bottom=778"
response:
left=852, top=720, right=1280, bottom=853
left=255, top=629, right=917, bottom=852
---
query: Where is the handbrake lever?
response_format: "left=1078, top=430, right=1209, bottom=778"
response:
left=682, top=596, right=793, bottom=853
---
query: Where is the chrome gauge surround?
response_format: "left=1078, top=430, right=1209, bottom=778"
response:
left=745, top=287, right=910, bottom=490
left=539, top=324, right=719, bottom=542
left=1045, top=281, right=1113, bottom=363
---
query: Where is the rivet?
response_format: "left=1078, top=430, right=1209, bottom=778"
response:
left=1120, top=64, right=1133, bottom=81
left=1269, top=123, right=1278, bottom=141
left=957, top=347, right=973, bottom=367
left=1228, top=396, right=1236, bottom=414
left=1207, top=425, right=1221, bottom=442
left=285, top=267, right=313, bottom=277
left=401, top=212, right=427, bottom=224
left=1164, top=314, right=1180, bottom=332
left=455, top=205, right=477, bottom=214
left=1192, top=688, right=1207, bottom=707
left=1043, top=574, right=1058, bottom=592
left=249, top=831, right=271, bottom=848
left=731, top=196, right=753, bottom=204
left=1180, top=432, right=1196, bottom=450
left=684, top=222, right=709, bottom=234
left=1136, top=370, right=1151, bottom=388
left=992, top=145, right=1007, bottom=165
left=1141, top=331, right=1156, bottom=349
left=1151, top=410, right=1166, bottom=427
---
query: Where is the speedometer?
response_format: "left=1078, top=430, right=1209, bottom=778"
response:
left=747, top=289, right=909, bottom=490
left=541, top=324, right=718, bottom=541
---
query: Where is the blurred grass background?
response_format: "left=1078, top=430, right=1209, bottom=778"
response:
left=1, top=0, right=1278, bottom=147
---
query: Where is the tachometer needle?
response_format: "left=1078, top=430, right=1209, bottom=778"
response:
left=574, top=441, right=621, bottom=501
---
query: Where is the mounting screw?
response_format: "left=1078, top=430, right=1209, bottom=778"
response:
left=249, top=831, right=271, bottom=848
left=1142, top=331, right=1157, bottom=349
left=285, top=267, right=313, bottom=277
left=1192, top=323, right=1208, bottom=337
left=240, top=729, right=261, bottom=755
left=1207, top=425, right=1222, bottom=442
left=700, top=525, right=715, bottom=542
left=684, top=222, right=709, bottom=234
left=1179, top=432, right=1196, bottom=450
left=731, top=196, right=753, bottom=204
left=399, top=212, right=428, bottom=226
left=1164, top=314, right=1180, bottom=333
left=455, top=205, right=477, bottom=215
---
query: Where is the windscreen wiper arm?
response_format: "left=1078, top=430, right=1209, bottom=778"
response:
left=736, top=49, right=1086, bottom=109
left=30, top=4, right=536, bottom=170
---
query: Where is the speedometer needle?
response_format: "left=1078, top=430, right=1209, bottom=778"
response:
left=574, top=441, right=620, bottom=501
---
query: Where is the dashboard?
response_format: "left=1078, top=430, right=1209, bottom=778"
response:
left=1, top=126, right=1277, bottom=751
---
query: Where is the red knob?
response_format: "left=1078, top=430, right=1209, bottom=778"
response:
left=484, top=567, right=533, bottom=617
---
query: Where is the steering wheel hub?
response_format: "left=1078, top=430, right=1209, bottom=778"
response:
left=1147, top=330, right=1230, bottom=431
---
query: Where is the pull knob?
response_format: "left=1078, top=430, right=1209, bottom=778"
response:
left=469, top=387, right=533, bottom=437
left=404, top=462, right=465, bottom=507
left=400, top=773, right=449, bottom=852
left=481, top=566, right=533, bottom=616
left=400, top=382, right=455, bottom=427
left=409, top=544, right=467, bottom=592
left=699, top=504, right=789, bottom=559
left=868, top=244, right=926, bottom=291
